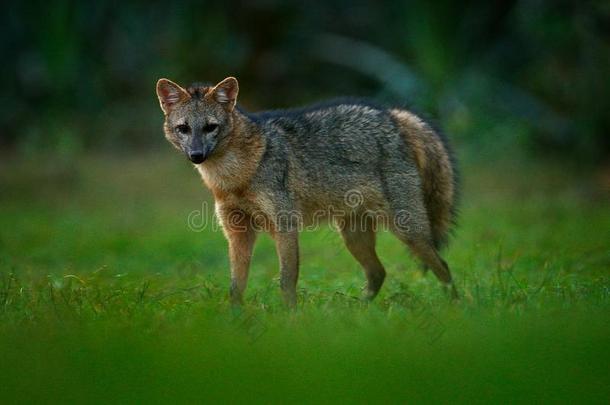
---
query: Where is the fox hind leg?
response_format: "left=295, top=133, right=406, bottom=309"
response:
left=338, top=215, right=386, bottom=300
left=406, top=237, right=458, bottom=300
left=390, top=211, right=458, bottom=300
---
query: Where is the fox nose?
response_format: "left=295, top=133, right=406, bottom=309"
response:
left=188, top=151, right=205, bottom=164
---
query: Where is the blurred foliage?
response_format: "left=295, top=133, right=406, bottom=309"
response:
left=1, top=0, right=609, bottom=163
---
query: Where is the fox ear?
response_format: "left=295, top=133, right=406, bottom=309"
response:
left=156, top=78, right=189, bottom=114
left=212, top=77, right=239, bottom=111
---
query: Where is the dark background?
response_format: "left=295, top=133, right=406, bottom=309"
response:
left=2, top=0, right=609, bottom=164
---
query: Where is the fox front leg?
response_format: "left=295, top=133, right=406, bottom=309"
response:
left=273, top=230, right=299, bottom=308
left=223, top=211, right=256, bottom=305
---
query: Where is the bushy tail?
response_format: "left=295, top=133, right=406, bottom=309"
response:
left=390, top=109, right=458, bottom=249
left=420, top=130, right=457, bottom=249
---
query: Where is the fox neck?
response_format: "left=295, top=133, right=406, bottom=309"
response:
left=196, top=111, right=265, bottom=195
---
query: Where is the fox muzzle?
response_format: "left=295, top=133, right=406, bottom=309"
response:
left=188, top=151, right=205, bottom=164
left=187, top=136, right=207, bottom=164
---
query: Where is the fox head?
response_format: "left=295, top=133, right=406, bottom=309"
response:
left=156, top=77, right=239, bottom=164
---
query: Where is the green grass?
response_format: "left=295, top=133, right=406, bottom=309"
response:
left=1, top=152, right=609, bottom=403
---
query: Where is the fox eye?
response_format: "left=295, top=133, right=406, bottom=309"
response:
left=203, top=123, right=218, bottom=133
left=176, top=124, right=190, bottom=134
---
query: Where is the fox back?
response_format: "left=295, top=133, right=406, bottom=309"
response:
left=243, top=102, right=457, bottom=247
